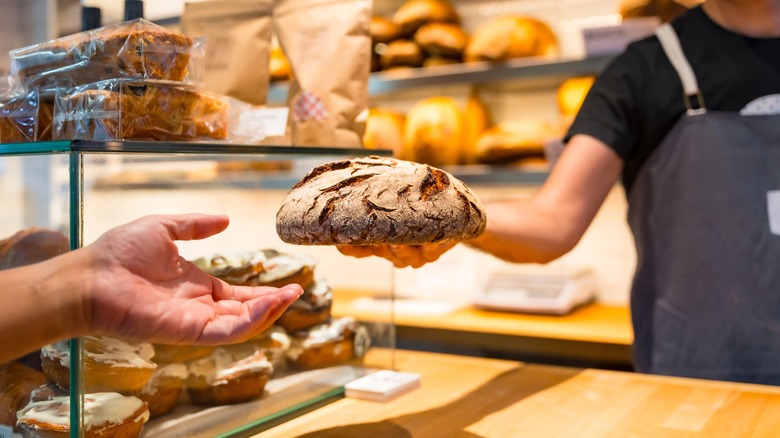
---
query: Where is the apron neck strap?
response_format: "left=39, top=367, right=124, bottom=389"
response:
left=655, top=23, right=707, bottom=114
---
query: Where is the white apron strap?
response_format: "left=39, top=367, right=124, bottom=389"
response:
left=655, top=23, right=706, bottom=114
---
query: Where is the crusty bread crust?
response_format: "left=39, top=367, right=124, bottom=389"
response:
left=276, top=156, right=486, bottom=245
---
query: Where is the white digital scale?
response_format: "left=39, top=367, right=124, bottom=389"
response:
left=472, top=266, right=597, bottom=315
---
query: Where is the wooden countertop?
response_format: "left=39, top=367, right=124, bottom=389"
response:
left=333, top=290, right=634, bottom=367
left=253, top=349, right=780, bottom=437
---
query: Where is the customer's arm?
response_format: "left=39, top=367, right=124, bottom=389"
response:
left=339, top=134, right=623, bottom=267
left=0, top=214, right=303, bottom=365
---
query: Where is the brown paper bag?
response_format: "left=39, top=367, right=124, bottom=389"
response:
left=273, top=0, right=371, bottom=147
left=182, top=0, right=273, bottom=105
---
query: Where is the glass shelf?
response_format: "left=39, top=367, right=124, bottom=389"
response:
left=0, top=140, right=392, bottom=158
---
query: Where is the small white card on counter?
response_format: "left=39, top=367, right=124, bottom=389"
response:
left=345, top=370, right=421, bottom=402
left=235, top=107, right=289, bottom=138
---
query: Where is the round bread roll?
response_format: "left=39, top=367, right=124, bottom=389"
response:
left=463, top=90, right=493, bottom=164
left=413, top=22, right=469, bottom=59
left=0, top=228, right=69, bottom=270
left=276, top=156, right=486, bottom=246
left=393, top=0, right=460, bottom=37
left=475, top=120, right=558, bottom=164
left=371, top=15, right=401, bottom=44
left=0, top=362, right=46, bottom=428
left=380, top=39, right=425, bottom=69
left=465, top=15, right=557, bottom=62
left=404, top=96, right=464, bottom=166
left=276, top=279, right=333, bottom=333
left=269, top=39, right=291, bottom=82
left=422, top=56, right=461, bottom=67
left=557, top=76, right=595, bottom=117
left=137, top=363, right=188, bottom=418
left=363, top=108, right=405, bottom=157
left=17, top=392, right=149, bottom=438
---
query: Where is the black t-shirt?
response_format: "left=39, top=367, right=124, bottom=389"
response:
left=566, top=6, right=780, bottom=194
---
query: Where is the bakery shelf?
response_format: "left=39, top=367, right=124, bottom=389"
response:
left=0, top=140, right=391, bottom=158
left=267, top=55, right=614, bottom=103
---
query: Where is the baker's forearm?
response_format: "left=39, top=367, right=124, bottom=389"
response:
left=0, top=251, right=90, bottom=364
left=467, top=198, right=578, bottom=264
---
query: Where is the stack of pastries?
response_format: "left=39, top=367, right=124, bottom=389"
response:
left=0, top=248, right=371, bottom=435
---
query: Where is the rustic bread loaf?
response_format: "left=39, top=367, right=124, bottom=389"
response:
left=276, top=156, right=486, bottom=245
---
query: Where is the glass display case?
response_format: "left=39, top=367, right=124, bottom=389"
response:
left=0, top=140, right=396, bottom=437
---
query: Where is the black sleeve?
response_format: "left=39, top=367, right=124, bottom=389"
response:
left=564, top=43, right=653, bottom=161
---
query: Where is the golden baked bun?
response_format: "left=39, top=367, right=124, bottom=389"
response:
left=363, top=108, right=405, bottom=157
left=465, top=16, right=558, bottom=63
left=462, top=90, right=493, bottom=164
left=0, top=362, right=46, bottom=428
left=620, top=0, right=690, bottom=22
left=380, top=39, right=425, bottom=69
left=413, top=22, right=469, bottom=59
left=0, top=228, right=69, bottom=270
left=41, top=336, right=156, bottom=395
left=403, top=96, right=464, bottom=166
left=474, top=120, right=559, bottom=164
left=17, top=392, right=149, bottom=438
left=137, top=363, right=188, bottom=418
left=422, top=57, right=461, bottom=67
left=185, top=344, right=273, bottom=405
left=371, top=15, right=401, bottom=44
left=269, top=38, right=291, bottom=82
left=557, top=76, right=595, bottom=117
left=393, top=0, right=460, bottom=37
left=276, top=280, right=333, bottom=333
left=192, top=249, right=316, bottom=290
left=286, top=317, right=371, bottom=370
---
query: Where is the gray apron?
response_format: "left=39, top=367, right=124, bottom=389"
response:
left=627, top=24, right=780, bottom=384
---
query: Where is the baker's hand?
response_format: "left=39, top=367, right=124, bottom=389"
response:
left=83, top=214, right=302, bottom=344
left=337, top=242, right=457, bottom=268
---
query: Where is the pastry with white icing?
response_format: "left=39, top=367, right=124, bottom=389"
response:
left=286, top=317, right=371, bottom=370
left=137, top=363, right=188, bottom=418
left=185, top=344, right=273, bottom=405
left=276, top=279, right=333, bottom=333
left=16, top=392, right=149, bottom=438
left=40, top=336, right=156, bottom=395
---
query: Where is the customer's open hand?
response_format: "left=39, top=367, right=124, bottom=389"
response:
left=82, top=214, right=302, bottom=345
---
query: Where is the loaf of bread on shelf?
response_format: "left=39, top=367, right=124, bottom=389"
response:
left=16, top=392, right=150, bottom=438
left=363, top=108, right=405, bottom=157
left=465, top=15, right=558, bottom=62
left=276, top=156, right=486, bottom=246
left=462, top=90, right=493, bottom=165
left=53, top=79, right=228, bottom=141
left=380, top=39, right=425, bottom=69
left=474, top=120, right=559, bottom=164
left=0, top=361, right=47, bottom=429
left=0, top=227, right=69, bottom=270
left=403, top=96, right=464, bottom=166
left=393, top=0, right=460, bottom=37
left=11, top=19, right=196, bottom=92
left=371, top=15, right=402, bottom=44
left=413, top=22, right=469, bottom=59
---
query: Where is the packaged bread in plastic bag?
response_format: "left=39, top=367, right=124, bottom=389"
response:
left=10, top=19, right=204, bottom=92
left=53, top=79, right=228, bottom=142
left=0, top=75, right=53, bottom=143
left=182, top=0, right=273, bottom=106
left=273, top=0, right=371, bottom=147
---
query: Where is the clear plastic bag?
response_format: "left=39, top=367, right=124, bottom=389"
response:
left=0, top=86, right=52, bottom=143
left=11, top=19, right=204, bottom=92
left=53, top=79, right=229, bottom=142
